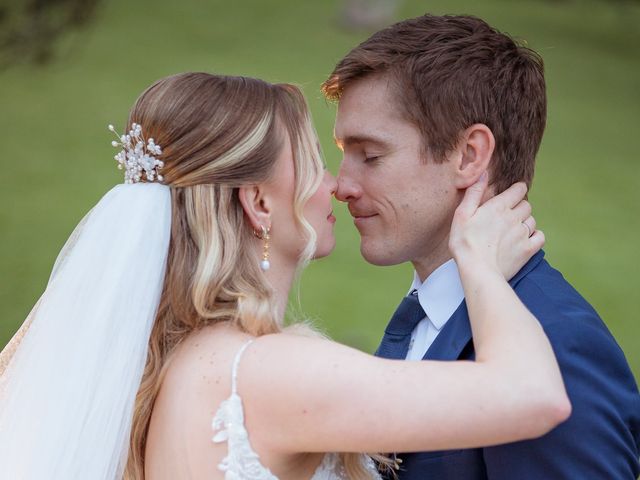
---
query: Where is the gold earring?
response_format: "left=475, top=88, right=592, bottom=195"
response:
left=256, top=225, right=270, bottom=271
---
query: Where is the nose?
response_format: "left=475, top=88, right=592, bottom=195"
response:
left=335, top=165, right=361, bottom=203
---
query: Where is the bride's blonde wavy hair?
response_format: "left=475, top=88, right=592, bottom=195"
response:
left=122, top=72, right=383, bottom=479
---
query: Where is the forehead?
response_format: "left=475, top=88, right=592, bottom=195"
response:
left=334, top=74, right=415, bottom=145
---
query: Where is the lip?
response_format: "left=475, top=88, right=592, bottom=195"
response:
left=353, top=213, right=378, bottom=227
left=327, top=211, right=336, bottom=224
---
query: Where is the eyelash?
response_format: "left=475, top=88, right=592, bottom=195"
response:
left=364, top=155, right=380, bottom=163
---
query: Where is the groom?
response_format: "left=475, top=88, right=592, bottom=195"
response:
left=323, top=14, right=640, bottom=479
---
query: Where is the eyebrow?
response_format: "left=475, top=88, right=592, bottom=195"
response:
left=334, top=134, right=390, bottom=150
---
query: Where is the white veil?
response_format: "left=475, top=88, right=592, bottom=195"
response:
left=0, top=182, right=172, bottom=479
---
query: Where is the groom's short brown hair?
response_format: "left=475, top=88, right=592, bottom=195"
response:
left=322, top=14, right=546, bottom=193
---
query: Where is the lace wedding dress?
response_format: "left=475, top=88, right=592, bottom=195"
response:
left=212, top=340, right=383, bottom=480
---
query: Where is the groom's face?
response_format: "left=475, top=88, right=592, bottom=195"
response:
left=334, top=74, right=459, bottom=268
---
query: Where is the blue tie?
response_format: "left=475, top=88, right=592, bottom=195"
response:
left=375, top=291, right=426, bottom=360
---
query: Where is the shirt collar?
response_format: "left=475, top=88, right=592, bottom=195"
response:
left=408, top=259, right=465, bottom=331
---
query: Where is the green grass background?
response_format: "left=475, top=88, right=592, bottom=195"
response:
left=1, top=0, right=638, bottom=380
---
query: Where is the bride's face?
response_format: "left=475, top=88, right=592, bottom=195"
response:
left=268, top=132, right=337, bottom=263
left=305, top=169, right=338, bottom=259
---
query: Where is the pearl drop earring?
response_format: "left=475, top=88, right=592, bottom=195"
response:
left=258, top=225, right=271, bottom=271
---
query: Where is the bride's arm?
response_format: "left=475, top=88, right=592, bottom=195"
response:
left=240, top=175, right=570, bottom=454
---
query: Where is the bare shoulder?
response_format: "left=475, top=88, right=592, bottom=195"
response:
left=152, top=324, right=325, bottom=427
left=144, top=323, right=254, bottom=478
left=145, top=325, right=342, bottom=476
left=165, top=323, right=252, bottom=389
left=155, top=323, right=258, bottom=427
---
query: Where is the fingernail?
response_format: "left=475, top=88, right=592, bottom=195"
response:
left=480, top=171, right=488, bottom=182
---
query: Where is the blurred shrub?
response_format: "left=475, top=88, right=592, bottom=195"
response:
left=0, top=0, right=101, bottom=69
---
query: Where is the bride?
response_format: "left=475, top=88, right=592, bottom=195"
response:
left=0, top=72, right=570, bottom=479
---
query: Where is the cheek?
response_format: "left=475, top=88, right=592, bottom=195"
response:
left=376, top=187, right=445, bottom=244
left=305, top=184, right=330, bottom=222
left=307, top=185, right=336, bottom=248
left=375, top=189, right=411, bottom=229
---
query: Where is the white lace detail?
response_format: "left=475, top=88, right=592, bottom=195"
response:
left=212, top=340, right=277, bottom=480
left=212, top=340, right=382, bottom=480
left=310, top=452, right=382, bottom=480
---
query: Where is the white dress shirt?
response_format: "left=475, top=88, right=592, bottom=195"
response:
left=405, top=259, right=465, bottom=361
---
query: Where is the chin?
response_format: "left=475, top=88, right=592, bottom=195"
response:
left=312, top=236, right=336, bottom=260
left=360, top=241, right=406, bottom=266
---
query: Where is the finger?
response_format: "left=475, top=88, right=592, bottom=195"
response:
left=486, top=181, right=528, bottom=210
left=522, top=215, right=537, bottom=236
left=512, top=200, right=532, bottom=222
left=529, top=229, right=545, bottom=251
left=457, top=171, right=489, bottom=217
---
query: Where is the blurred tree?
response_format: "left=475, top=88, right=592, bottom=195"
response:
left=0, top=0, right=101, bottom=70
left=339, top=0, right=403, bottom=31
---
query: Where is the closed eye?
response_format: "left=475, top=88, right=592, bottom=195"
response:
left=364, top=155, right=380, bottom=164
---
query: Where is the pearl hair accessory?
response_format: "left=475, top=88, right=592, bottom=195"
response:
left=108, top=123, right=164, bottom=184
left=254, top=225, right=271, bottom=271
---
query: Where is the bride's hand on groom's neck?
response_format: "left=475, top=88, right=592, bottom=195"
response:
left=450, top=172, right=545, bottom=281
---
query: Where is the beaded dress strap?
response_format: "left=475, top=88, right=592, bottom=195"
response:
left=231, top=340, right=254, bottom=395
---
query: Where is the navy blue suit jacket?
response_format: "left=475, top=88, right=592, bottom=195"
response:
left=385, top=251, right=640, bottom=479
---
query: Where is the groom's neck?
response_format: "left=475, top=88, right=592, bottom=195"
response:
left=411, top=184, right=499, bottom=282
left=412, top=238, right=453, bottom=283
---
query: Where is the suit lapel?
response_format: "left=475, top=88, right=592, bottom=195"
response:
left=422, top=250, right=546, bottom=361
left=423, top=301, right=472, bottom=361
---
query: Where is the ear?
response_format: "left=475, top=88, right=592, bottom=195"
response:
left=238, top=184, right=272, bottom=233
left=452, top=123, right=495, bottom=190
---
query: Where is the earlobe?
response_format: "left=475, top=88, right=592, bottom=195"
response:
left=238, top=185, right=271, bottom=232
left=454, top=124, right=495, bottom=189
